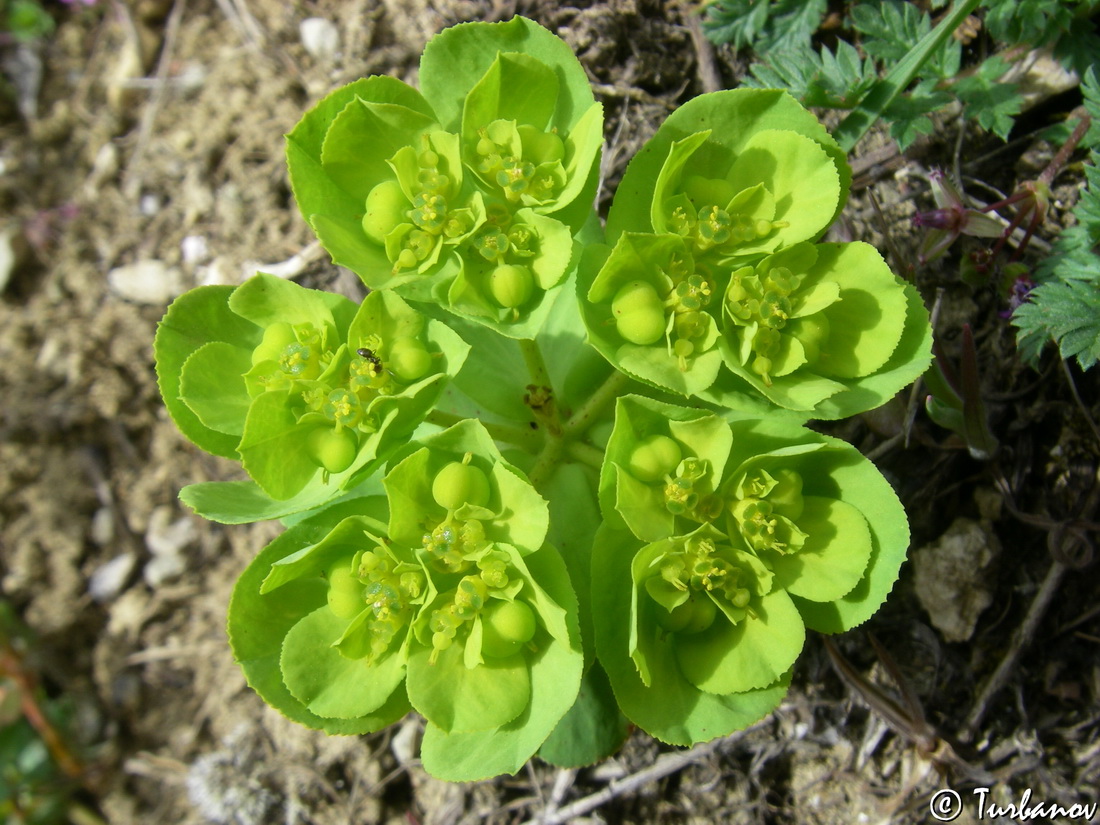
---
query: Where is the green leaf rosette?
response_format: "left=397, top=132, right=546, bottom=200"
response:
left=287, top=74, right=485, bottom=297
left=577, top=232, right=930, bottom=421
left=227, top=498, right=415, bottom=735
left=592, top=524, right=792, bottom=745
left=155, top=273, right=470, bottom=512
left=605, top=89, right=849, bottom=247
left=702, top=241, right=932, bottom=418
left=382, top=420, right=583, bottom=779
left=583, top=88, right=930, bottom=418
left=420, top=16, right=602, bottom=231
left=592, top=396, right=910, bottom=742
left=286, top=17, right=602, bottom=338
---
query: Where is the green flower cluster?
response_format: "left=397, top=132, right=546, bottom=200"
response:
left=228, top=420, right=582, bottom=781
left=287, top=17, right=602, bottom=338
left=593, top=396, right=908, bottom=743
left=580, top=91, right=931, bottom=419
left=155, top=274, right=469, bottom=502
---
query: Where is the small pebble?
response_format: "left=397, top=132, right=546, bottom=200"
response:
left=300, top=18, right=340, bottom=61
left=89, top=552, right=137, bottom=603
left=107, top=259, right=189, bottom=305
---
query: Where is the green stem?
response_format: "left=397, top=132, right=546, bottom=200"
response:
left=565, top=439, right=605, bottom=470
left=519, top=337, right=564, bottom=436
left=425, top=409, right=542, bottom=452
left=519, top=337, right=552, bottom=390
left=527, top=435, right=564, bottom=491
left=833, top=0, right=983, bottom=153
left=564, top=370, right=629, bottom=438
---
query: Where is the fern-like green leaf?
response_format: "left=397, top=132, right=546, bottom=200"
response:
left=702, top=0, right=771, bottom=50
left=745, top=42, right=878, bottom=110
left=703, top=0, right=827, bottom=52
left=851, top=0, right=960, bottom=79
left=952, top=57, right=1022, bottom=141
left=1013, top=279, right=1100, bottom=369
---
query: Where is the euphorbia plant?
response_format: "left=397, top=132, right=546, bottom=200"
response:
left=155, top=16, right=932, bottom=780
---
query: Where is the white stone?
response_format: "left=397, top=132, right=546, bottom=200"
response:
left=300, top=18, right=340, bottom=62
left=89, top=552, right=137, bottom=603
left=913, top=517, right=1000, bottom=642
left=107, top=259, right=189, bottom=305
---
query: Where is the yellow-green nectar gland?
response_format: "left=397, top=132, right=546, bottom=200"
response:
left=391, top=138, right=471, bottom=273
left=668, top=201, right=787, bottom=256
left=270, top=323, right=327, bottom=383
left=428, top=553, right=531, bottom=662
left=727, top=265, right=803, bottom=386
left=662, top=457, right=722, bottom=522
left=651, top=537, right=752, bottom=634
left=422, top=516, right=489, bottom=574
left=662, top=255, right=715, bottom=371
left=729, top=468, right=807, bottom=555
left=339, top=548, right=425, bottom=663
left=475, top=120, right=563, bottom=204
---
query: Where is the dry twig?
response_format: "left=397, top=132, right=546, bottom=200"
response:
left=521, top=717, right=775, bottom=825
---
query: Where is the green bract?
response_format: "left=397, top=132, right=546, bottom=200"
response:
left=581, top=89, right=931, bottom=419
left=154, top=273, right=469, bottom=506
left=158, top=17, right=935, bottom=783
left=228, top=420, right=583, bottom=781
left=286, top=17, right=602, bottom=338
left=592, top=395, right=908, bottom=742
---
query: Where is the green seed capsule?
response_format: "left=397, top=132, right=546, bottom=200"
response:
left=307, top=427, right=358, bottom=474
left=251, top=322, right=297, bottom=367
left=362, top=180, right=409, bottom=245
left=388, top=337, right=432, bottom=382
left=656, top=593, right=717, bottom=634
left=489, top=264, right=535, bottom=308
left=628, top=434, right=682, bottom=483
left=432, top=461, right=491, bottom=510
left=611, top=280, right=666, bottom=345
left=327, top=563, right=364, bottom=620
left=481, top=599, right=536, bottom=658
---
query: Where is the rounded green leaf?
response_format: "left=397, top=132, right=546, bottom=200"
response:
left=178, top=341, right=253, bottom=436
left=788, top=437, right=911, bottom=633
left=406, top=641, right=529, bottom=733
left=607, top=89, right=849, bottom=243
left=811, top=279, right=933, bottom=420
left=771, top=496, right=873, bottom=603
left=812, top=243, right=908, bottom=379
left=418, top=543, right=583, bottom=779
left=227, top=509, right=410, bottom=735
left=674, top=588, right=804, bottom=695
left=591, top=525, right=789, bottom=745
left=281, top=606, right=408, bottom=719
left=154, top=285, right=261, bottom=458
left=420, top=16, right=595, bottom=135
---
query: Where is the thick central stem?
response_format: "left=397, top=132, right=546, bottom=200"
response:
left=519, top=338, right=563, bottom=437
